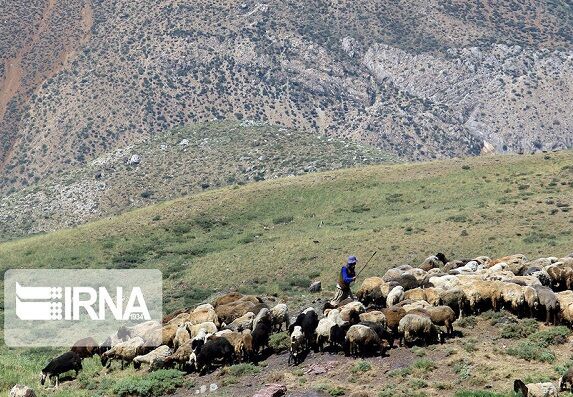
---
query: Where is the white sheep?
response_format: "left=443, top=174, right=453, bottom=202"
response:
left=186, top=321, right=218, bottom=339
left=270, top=303, right=289, bottom=332
left=225, top=312, right=255, bottom=331
left=315, top=317, right=337, bottom=351
left=288, top=325, right=305, bottom=365
left=173, top=323, right=190, bottom=350
left=398, top=314, right=443, bottom=347
left=101, top=337, right=145, bottom=369
left=514, top=379, right=558, bottom=397
left=133, top=345, right=171, bottom=370
left=386, top=286, right=405, bottom=307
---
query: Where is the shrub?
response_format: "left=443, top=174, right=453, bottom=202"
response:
left=222, top=363, right=260, bottom=377
left=413, top=359, right=436, bottom=372
left=528, top=326, right=570, bottom=347
left=111, top=369, right=186, bottom=397
left=457, top=316, right=477, bottom=328
left=501, top=319, right=539, bottom=339
left=507, top=341, right=555, bottom=363
left=269, top=332, right=290, bottom=353
left=351, top=360, right=372, bottom=373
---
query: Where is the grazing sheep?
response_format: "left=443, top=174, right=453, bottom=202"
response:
left=271, top=303, right=289, bottom=332
left=419, top=253, right=448, bottom=271
left=381, top=306, right=407, bottom=347
left=556, top=291, right=573, bottom=324
left=359, top=310, right=386, bottom=326
left=559, top=366, right=573, bottom=392
left=118, top=320, right=161, bottom=340
left=224, top=312, right=255, bottom=331
left=398, top=314, right=443, bottom=347
left=339, top=301, right=365, bottom=322
left=401, top=300, right=432, bottom=313
left=461, top=280, right=503, bottom=314
left=164, top=340, right=194, bottom=369
left=386, top=286, right=405, bottom=307
left=70, top=337, right=99, bottom=358
left=404, top=288, right=426, bottom=302
left=356, top=277, right=387, bottom=306
left=423, top=306, right=456, bottom=336
left=187, top=306, right=220, bottom=327
left=501, top=283, right=526, bottom=315
left=315, top=317, right=337, bottom=352
left=438, top=287, right=466, bottom=317
left=41, top=351, right=82, bottom=388
left=429, top=275, right=460, bottom=290
left=188, top=337, right=234, bottom=375
left=251, top=319, right=272, bottom=357
left=133, top=345, right=171, bottom=370
left=101, top=337, right=145, bottom=370
left=533, top=285, right=559, bottom=325
left=221, top=331, right=250, bottom=362
left=187, top=321, right=218, bottom=339
left=212, top=292, right=244, bottom=307
left=253, top=308, right=272, bottom=331
left=173, top=323, right=190, bottom=350
left=289, top=308, right=319, bottom=351
left=344, top=324, right=386, bottom=357
left=288, top=325, right=305, bottom=365
left=523, top=286, right=539, bottom=318
left=329, top=322, right=351, bottom=351
left=514, top=379, right=558, bottom=397
left=216, top=300, right=266, bottom=324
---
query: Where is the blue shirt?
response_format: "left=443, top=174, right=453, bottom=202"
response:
left=341, top=266, right=355, bottom=285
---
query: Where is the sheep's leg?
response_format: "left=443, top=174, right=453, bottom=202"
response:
left=55, top=376, right=59, bottom=388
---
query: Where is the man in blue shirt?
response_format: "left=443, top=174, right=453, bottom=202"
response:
left=330, top=256, right=357, bottom=306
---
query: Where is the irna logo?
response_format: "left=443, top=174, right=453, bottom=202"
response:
left=4, top=269, right=162, bottom=347
left=15, top=283, right=150, bottom=321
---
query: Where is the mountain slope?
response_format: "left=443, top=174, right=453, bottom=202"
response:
left=1, top=0, right=572, bottom=191
left=1, top=150, right=571, bottom=313
left=0, top=121, right=394, bottom=240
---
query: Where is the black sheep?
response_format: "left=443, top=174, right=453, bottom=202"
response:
left=189, top=337, right=234, bottom=375
left=251, top=321, right=271, bottom=358
left=289, top=308, right=319, bottom=351
left=329, top=323, right=351, bottom=350
left=40, top=351, right=82, bottom=388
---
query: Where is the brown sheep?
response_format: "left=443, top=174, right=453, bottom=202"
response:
left=356, top=277, right=387, bottom=306
left=71, top=337, right=100, bottom=358
left=381, top=306, right=407, bottom=347
left=215, top=301, right=258, bottom=324
left=344, top=324, right=387, bottom=357
left=424, top=306, right=456, bottom=336
left=438, top=287, right=467, bottom=317
left=559, top=366, right=573, bottom=393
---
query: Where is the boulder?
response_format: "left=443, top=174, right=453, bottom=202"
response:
left=309, top=281, right=321, bottom=293
left=128, top=154, right=141, bottom=165
left=252, top=384, right=287, bottom=397
left=9, top=385, right=36, bottom=397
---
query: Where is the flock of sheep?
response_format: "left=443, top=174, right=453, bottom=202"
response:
left=40, top=252, right=573, bottom=396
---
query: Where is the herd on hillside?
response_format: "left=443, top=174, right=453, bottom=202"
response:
left=40, top=253, right=573, bottom=396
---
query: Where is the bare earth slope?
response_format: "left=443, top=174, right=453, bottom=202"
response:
left=1, top=0, right=572, bottom=191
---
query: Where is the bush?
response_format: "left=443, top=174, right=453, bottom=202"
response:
left=528, top=326, right=570, bottom=347
left=507, top=341, right=555, bottom=363
left=222, top=363, right=260, bottom=377
left=501, top=319, right=539, bottom=339
left=111, top=370, right=186, bottom=397
left=269, top=332, right=290, bottom=353
left=352, top=360, right=372, bottom=373
left=457, top=316, right=477, bottom=328
left=413, top=359, right=436, bottom=372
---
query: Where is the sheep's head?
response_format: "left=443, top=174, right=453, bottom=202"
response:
left=40, top=371, right=49, bottom=385
left=187, top=351, right=198, bottom=371
left=100, top=354, right=109, bottom=367
left=133, top=360, right=141, bottom=370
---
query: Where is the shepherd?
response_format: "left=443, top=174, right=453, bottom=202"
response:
left=330, top=255, right=357, bottom=306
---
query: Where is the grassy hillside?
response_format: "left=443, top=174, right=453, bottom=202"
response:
left=0, top=121, right=393, bottom=240
left=1, top=150, right=572, bottom=312
left=1, top=150, right=573, bottom=395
